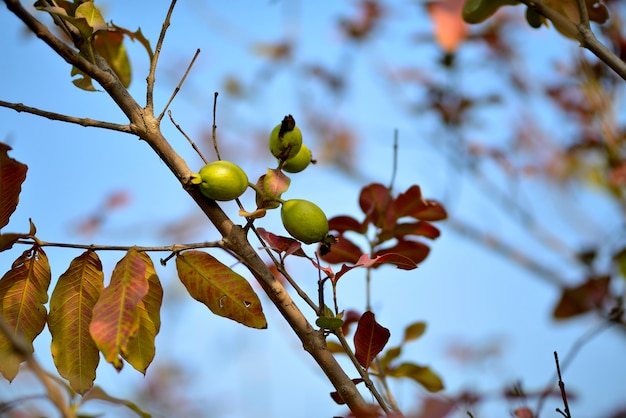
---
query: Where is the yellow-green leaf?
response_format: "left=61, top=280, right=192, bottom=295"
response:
left=74, top=2, right=107, bottom=33
left=387, top=362, right=444, bottom=392
left=89, top=248, right=149, bottom=371
left=403, top=321, right=426, bottom=343
left=123, top=252, right=163, bottom=374
left=49, top=250, right=104, bottom=394
left=176, top=251, right=267, bottom=329
left=0, top=246, right=51, bottom=381
left=94, top=31, right=131, bottom=88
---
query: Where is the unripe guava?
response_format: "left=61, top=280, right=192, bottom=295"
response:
left=280, top=199, right=329, bottom=244
left=191, top=161, right=248, bottom=201
left=282, top=144, right=313, bottom=173
left=462, top=0, right=519, bottom=24
left=269, top=115, right=302, bottom=161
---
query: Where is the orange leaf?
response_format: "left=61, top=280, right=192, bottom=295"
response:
left=49, top=250, right=104, bottom=394
left=0, top=142, right=28, bottom=229
left=427, top=0, right=468, bottom=53
left=89, top=248, right=149, bottom=371
left=123, top=252, right=163, bottom=374
left=176, top=251, right=267, bottom=329
left=354, top=311, right=390, bottom=369
left=0, top=245, right=51, bottom=380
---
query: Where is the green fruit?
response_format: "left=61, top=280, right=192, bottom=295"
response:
left=462, top=0, right=519, bottom=24
left=282, top=144, right=313, bottom=173
left=192, top=161, right=248, bottom=201
left=280, top=199, right=329, bottom=244
left=269, top=115, right=303, bottom=161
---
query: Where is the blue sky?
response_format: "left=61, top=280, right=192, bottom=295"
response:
left=1, top=1, right=625, bottom=417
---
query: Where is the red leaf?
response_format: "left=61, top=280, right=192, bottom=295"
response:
left=394, top=185, right=427, bottom=219
left=553, top=276, right=610, bottom=319
left=359, top=183, right=394, bottom=228
left=375, top=240, right=430, bottom=265
left=354, top=311, right=390, bottom=369
left=256, top=227, right=306, bottom=257
left=0, top=142, right=28, bottom=229
left=328, top=215, right=367, bottom=234
left=341, top=309, right=362, bottom=336
left=320, top=235, right=362, bottom=264
left=412, top=200, right=447, bottom=221
left=380, top=221, right=441, bottom=241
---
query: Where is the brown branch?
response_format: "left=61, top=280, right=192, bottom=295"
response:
left=517, top=0, right=626, bottom=81
left=3, top=1, right=371, bottom=413
left=554, top=351, right=572, bottom=418
left=0, top=100, right=132, bottom=133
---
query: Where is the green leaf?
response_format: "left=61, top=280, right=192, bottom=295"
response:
left=387, top=362, right=444, bottom=392
left=0, top=142, right=28, bottom=229
left=49, top=250, right=104, bottom=394
left=82, top=386, right=151, bottom=418
left=89, top=248, right=149, bottom=371
left=176, top=250, right=267, bottom=329
left=0, top=246, right=51, bottom=381
left=123, top=252, right=163, bottom=374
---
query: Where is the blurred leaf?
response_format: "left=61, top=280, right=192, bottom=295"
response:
left=426, top=0, right=467, bottom=53
left=614, top=247, right=626, bottom=280
left=413, top=396, right=455, bottom=418
left=403, top=321, right=427, bottom=343
left=176, top=250, right=267, bottom=329
left=94, top=31, right=131, bottom=88
left=354, top=311, right=390, bottom=369
left=49, top=250, right=104, bottom=394
left=110, top=24, right=154, bottom=60
left=321, top=234, right=362, bottom=265
left=341, top=309, right=361, bottom=336
left=0, top=142, right=28, bottom=229
left=553, top=275, right=610, bottom=319
left=326, top=340, right=345, bottom=354
left=82, top=385, right=151, bottom=418
left=123, top=252, right=163, bottom=374
left=0, top=246, right=51, bottom=380
left=379, top=345, right=402, bottom=371
left=375, top=240, right=430, bottom=265
left=90, top=248, right=149, bottom=371
left=387, top=362, right=444, bottom=392
left=328, top=215, right=367, bottom=234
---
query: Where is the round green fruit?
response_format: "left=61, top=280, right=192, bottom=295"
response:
left=193, top=161, right=248, bottom=201
left=462, top=0, right=519, bottom=24
left=269, top=115, right=303, bottom=161
left=280, top=199, right=329, bottom=244
left=282, top=144, right=313, bottom=173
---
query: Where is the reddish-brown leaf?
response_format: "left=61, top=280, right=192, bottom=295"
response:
left=0, top=233, right=28, bottom=252
left=328, top=215, right=367, bottom=234
left=375, top=240, right=430, bottom=265
left=320, top=235, right=362, bottom=265
left=49, top=250, right=104, bottom=394
left=123, top=252, right=163, bottom=374
left=329, top=378, right=365, bottom=405
left=359, top=183, right=395, bottom=229
left=380, top=221, right=441, bottom=242
left=341, top=309, right=362, bottom=336
left=176, top=250, right=267, bottom=329
left=394, top=185, right=427, bottom=219
left=256, top=227, right=306, bottom=257
left=89, top=248, right=149, bottom=371
left=553, top=276, right=610, bottom=319
left=263, top=168, right=291, bottom=199
left=354, top=311, right=390, bottom=369
left=0, top=142, right=28, bottom=229
left=411, top=200, right=447, bottom=221
left=0, top=245, right=51, bottom=381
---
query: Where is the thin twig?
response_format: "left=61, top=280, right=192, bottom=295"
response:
left=158, top=48, right=201, bottom=121
left=0, top=100, right=132, bottom=133
left=554, top=351, right=572, bottom=418
left=212, top=92, right=221, bottom=160
left=387, top=129, right=399, bottom=193
left=14, top=238, right=222, bottom=253
left=168, top=110, right=209, bottom=164
left=334, top=328, right=392, bottom=414
left=574, top=0, right=590, bottom=28
left=146, top=0, right=178, bottom=113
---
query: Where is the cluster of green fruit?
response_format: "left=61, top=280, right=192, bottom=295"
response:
left=190, top=115, right=331, bottom=246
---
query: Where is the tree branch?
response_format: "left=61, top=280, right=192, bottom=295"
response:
left=518, top=0, right=626, bottom=81
left=0, top=100, right=132, bottom=133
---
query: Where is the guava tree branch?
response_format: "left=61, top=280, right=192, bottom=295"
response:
left=0, top=100, right=132, bottom=133
left=517, top=0, right=626, bottom=81
left=2, top=0, right=371, bottom=413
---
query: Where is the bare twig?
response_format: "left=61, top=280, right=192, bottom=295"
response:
left=554, top=351, right=572, bottom=418
left=146, top=0, right=178, bottom=113
left=574, top=0, right=590, bottom=28
left=168, top=110, right=209, bottom=164
left=158, top=48, right=201, bottom=121
left=0, top=100, right=132, bottom=133
left=212, top=92, right=221, bottom=160
left=14, top=238, right=222, bottom=253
